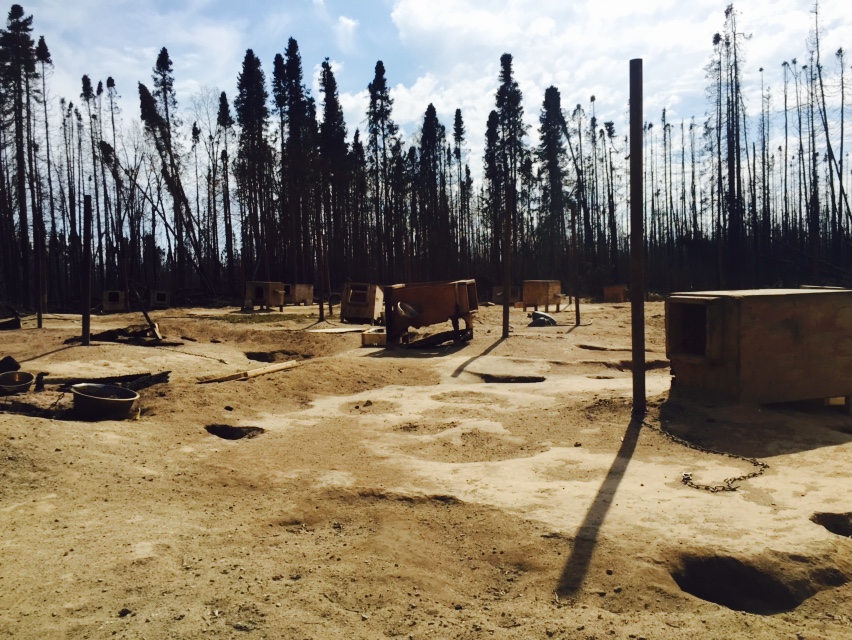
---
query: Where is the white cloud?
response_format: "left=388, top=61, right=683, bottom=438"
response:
left=339, top=89, right=370, bottom=137
left=22, top=0, right=852, bottom=181
left=334, top=16, right=359, bottom=54
left=382, top=0, right=852, bottom=175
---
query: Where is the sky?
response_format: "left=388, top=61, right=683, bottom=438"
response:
left=18, top=0, right=852, bottom=174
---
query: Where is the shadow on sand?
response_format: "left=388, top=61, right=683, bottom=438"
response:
left=366, top=340, right=473, bottom=359
left=450, top=337, right=507, bottom=377
left=556, top=417, right=642, bottom=597
left=659, top=393, right=852, bottom=457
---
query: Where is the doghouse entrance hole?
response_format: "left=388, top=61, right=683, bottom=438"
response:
left=810, top=512, right=852, bottom=537
left=205, top=424, right=265, bottom=440
left=348, top=285, right=368, bottom=304
left=670, top=302, right=707, bottom=356
left=670, top=554, right=801, bottom=615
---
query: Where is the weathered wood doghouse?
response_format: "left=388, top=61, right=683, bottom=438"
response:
left=243, top=281, right=287, bottom=311
left=384, top=279, right=478, bottom=346
left=149, top=290, right=171, bottom=309
left=603, top=284, right=628, bottom=303
left=522, top=280, right=563, bottom=311
left=666, top=288, right=852, bottom=404
left=282, top=283, right=314, bottom=306
left=361, top=326, right=387, bottom=346
left=102, top=290, right=128, bottom=313
left=340, top=283, right=384, bottom=324
left=492, top=286, right=520, bottom=305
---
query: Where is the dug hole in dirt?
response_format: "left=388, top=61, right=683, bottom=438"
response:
left=1, top=302, right=850, bottom=639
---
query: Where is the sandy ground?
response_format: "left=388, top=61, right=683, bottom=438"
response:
left=1, top=301, right=850, bottom=640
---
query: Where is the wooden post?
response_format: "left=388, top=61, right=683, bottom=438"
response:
left=630, top=59, right=646, bottom=417
left=82, top=195, right=92, bottom=346
left=316, top=191, right=326, bottom=322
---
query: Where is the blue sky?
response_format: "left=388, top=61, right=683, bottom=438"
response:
left=20, top=0, right=852, bottom=173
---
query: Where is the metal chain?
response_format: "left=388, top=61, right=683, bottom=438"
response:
left=49, top=392, right=66, bottom=413
left=641, top=420, right=769, bottom=493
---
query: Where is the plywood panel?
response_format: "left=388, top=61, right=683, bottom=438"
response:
left=738, top=292, right=852, bottom=403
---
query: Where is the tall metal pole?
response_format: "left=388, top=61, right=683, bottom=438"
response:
left=502, top=186, right=513, bottom=339
left=36, top=212, right=44, bottom=329
left=630, top=59, right=646, bottom=417
left=571, top=200, right=581, bottom=326
left=82, top=194, right=92, bottom=346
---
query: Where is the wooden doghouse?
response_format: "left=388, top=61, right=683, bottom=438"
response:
left=149, top=290, right=171, bottom=309
left=340, top=283, right=384, bottom=324
left=244, top=281, right=287, bottom=311
left=603, top=284, right=628, bottom=303
left=384, top=279, right=478, bottom=346
left=361, top=326, right=387, bottom=347
left=492, top=286, right=520, bottom=305
left=102, top=290, right=128, bottom=313
left=282, top=284, right=314, bottom=306
left=666, top=288, right=852, bottom=404
left=522, top=280, right=562, bottom=311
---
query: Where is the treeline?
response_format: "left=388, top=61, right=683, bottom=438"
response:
left=0, top=2, right=849, bottom=311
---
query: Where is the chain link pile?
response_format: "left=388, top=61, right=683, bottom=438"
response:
left=641, top=419, right=769, bottom=492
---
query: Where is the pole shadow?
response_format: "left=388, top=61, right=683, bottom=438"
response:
left=368, top=340, right=471, bottom=360
left=450, top=337, right=506, bottom=378
left=557, top=322, right=593, bottom=331
left=556, top=416, right=643, bottom=597
left=296, top=319, right=346, bottom=330
left=18, top=345, right=76, bottom=363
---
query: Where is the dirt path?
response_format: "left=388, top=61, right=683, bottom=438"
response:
left=1, top=302, right=849, bottom=639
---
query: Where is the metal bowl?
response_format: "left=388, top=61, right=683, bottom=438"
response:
left=0, top=370, right=35, bottom=395
left=396, top=302, right=420, bottom=318
left=71, top=383, right=139, bottom=420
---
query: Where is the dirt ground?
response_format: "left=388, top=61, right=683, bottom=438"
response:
left=1, top=300, right=850, bottom=640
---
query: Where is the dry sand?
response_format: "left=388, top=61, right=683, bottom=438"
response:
left=1, top=301, right=849, bottom=639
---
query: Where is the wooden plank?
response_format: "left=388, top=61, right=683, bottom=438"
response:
left=197, top=360, right=301, bottom=384
left=130, top=288, right=163, bottom=340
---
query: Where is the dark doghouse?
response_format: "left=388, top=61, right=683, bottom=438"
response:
left=243, top=281, right=287, bottom=311
left=283, top=283, right=314, bottom=306
left=149, top=290, right=171, bottom=309
left=102, top=290, right=128, bottom=313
